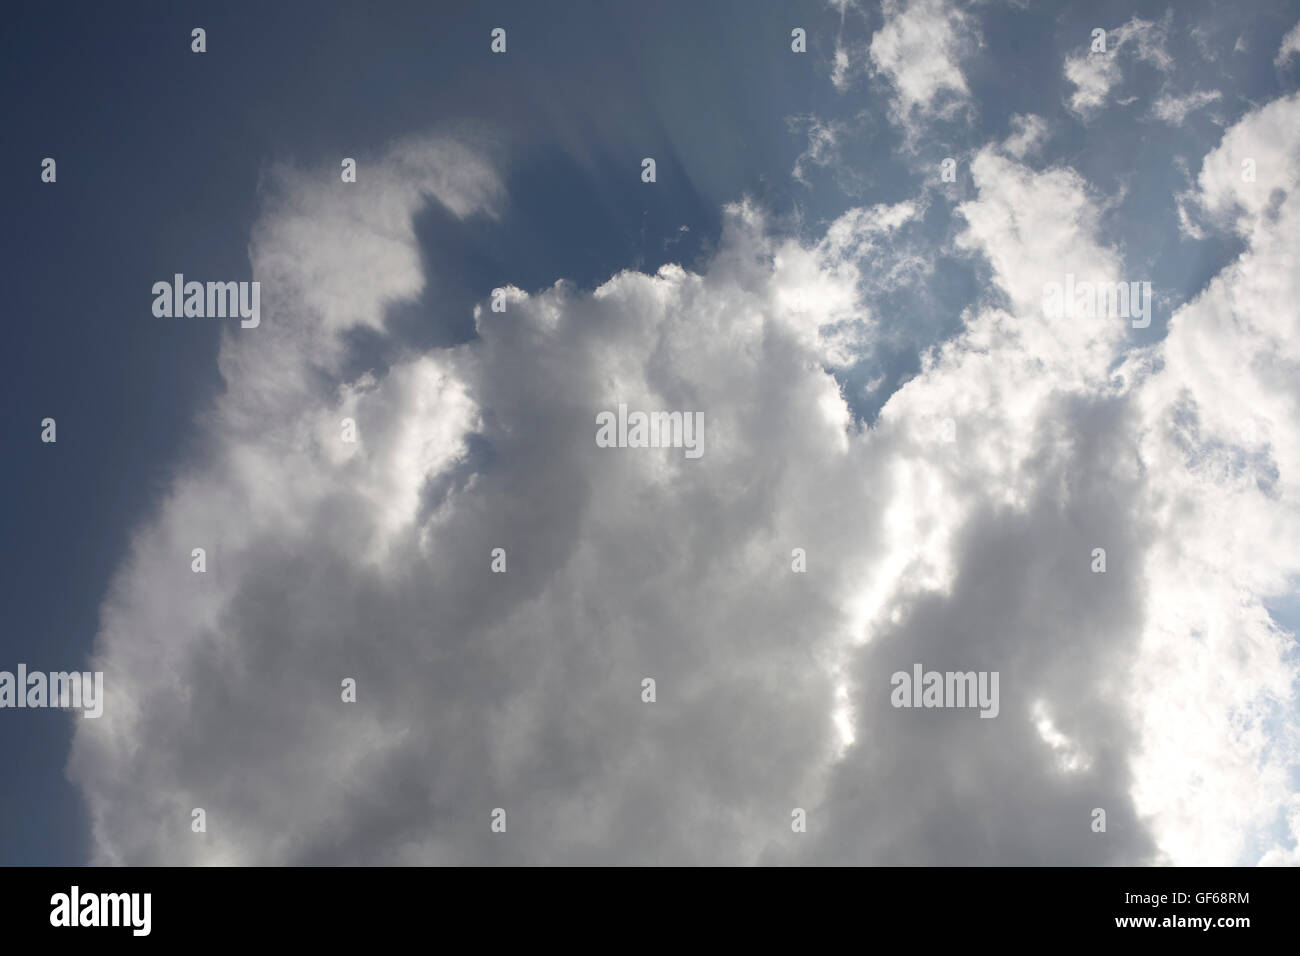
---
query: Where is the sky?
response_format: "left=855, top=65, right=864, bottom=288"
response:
left=2, top=0, right=1299, bottom=865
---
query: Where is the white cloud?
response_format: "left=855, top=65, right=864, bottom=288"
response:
left=66, top=93, right=1300, bottom=865
left=1064, top=16, right=1173, bottom=119
left=830, top=42, right=855, bottom=92
left=868, top=0, right=975, bottom=131
left=1001, top=113, right=1050, bottom=159
left=1275, top=21, right=1300, bottom=66
left=1151, top=88, right=1223, bottom=125
left=1064, top=48, right=1123, bottom=117
left=790, top=115, right=848, bottom=186
left=67, top=140, right=918, bottom=864
left=1122, top=92, right=1300, bottom=863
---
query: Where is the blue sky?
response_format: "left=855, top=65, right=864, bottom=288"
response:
left=3, top=0, right=1300, bottom=865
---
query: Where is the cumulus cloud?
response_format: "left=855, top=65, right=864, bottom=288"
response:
left=68, top=90, right=1300, bottom=865
left=67, top=137, right=916, bottom=864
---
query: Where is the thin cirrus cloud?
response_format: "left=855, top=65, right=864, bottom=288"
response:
left=64, top=15, right=1300, bottom=866
left=1150, top=88, right=1223, bottom=124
